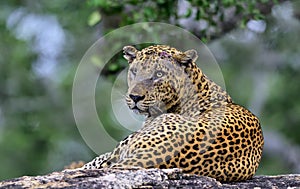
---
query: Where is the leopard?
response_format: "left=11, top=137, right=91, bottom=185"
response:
left=82, top=45, right=264, bottom=182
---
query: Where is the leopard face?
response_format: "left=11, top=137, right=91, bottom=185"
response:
left=124, top=45, right=197, bottom=117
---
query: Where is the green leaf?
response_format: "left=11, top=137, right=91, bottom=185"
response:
left=184, top=8, right=192, bottom=18
left=157, top=0, right=166, bottom=4
left=108, top=63, right=119, bottom=72
left=196, top=8, right=200, bottom=20
left=240, top=18, right=247, bottom=28
left=143, top=7, right=155, bottom=20
left=260, top=0, right=269, bottom=3
left=88, top=11, right=101, bottom=26
left=254, top=14, right=265, bottom=20
left=222, top=0, right=235, bottom=7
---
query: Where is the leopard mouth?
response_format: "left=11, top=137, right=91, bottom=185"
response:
left=131, top=106, right=149, bottom=116
left=129, top=101, right=165, bottom=117
left=132, top=106, right=141, bottom=113
left=126, top=96, right=157, bottom=116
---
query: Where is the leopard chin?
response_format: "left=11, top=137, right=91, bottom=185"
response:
left=131, top=106, right=148, bottom=116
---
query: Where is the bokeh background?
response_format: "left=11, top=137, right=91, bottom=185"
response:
left=1, top=0, right=300, bottom=180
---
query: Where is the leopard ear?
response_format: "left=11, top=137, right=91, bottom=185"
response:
left=123, top=46, right=138, bottom=64
left=184, top=49, right=198, bottom=63
left=174, top=49, right=198, bottom=64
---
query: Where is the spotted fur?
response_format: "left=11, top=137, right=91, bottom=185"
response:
left=83, top=45, right=264, bottom=182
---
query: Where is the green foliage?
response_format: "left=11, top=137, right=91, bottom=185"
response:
left=264, top=65, right=300, bottom=144
left=87, top=0, right=276, bottom=39
left=88, top=11, right=101, bottom=26
left=0, top=0, right=94, bottom=180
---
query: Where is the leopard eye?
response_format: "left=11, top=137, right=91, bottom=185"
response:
left=154, top=70, right=164, bottom=79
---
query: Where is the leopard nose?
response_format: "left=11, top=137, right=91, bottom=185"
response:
left=129, top=94, right=145, bottom=103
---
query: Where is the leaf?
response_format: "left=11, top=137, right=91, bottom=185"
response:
left=185, top=8, right=192, bottom=18
left=108, top=63, right=119, bottom=72
left=88, top=11, right=101, bottom=26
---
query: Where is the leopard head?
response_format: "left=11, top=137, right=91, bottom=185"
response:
left=123, top=45, right=198, bottom=117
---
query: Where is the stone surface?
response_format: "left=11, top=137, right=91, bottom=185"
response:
left=0, top=168, right=299, bottom=189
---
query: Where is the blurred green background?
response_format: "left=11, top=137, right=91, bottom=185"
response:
left=0, top=0, right=300, bottom=180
